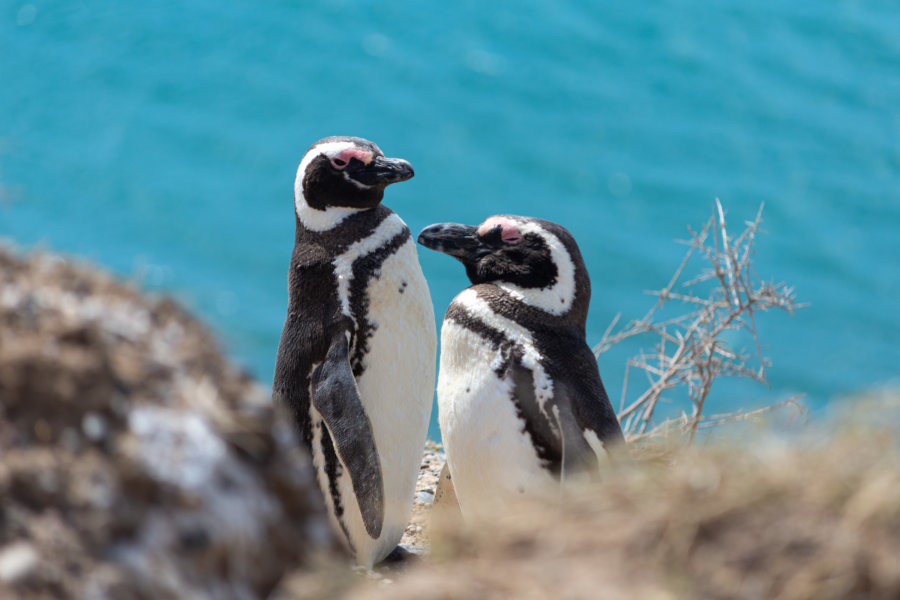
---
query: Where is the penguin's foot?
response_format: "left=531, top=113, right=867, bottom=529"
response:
left=375, top=544, right=424, bottom=571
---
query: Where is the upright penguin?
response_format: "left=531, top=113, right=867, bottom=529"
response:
left=273, top=136, right=436, bottom=566
left=418, top=215, right=626, bottom=515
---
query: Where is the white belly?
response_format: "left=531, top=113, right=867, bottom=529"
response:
left=319, top=237, right=436, bottom=566
left=437, top=320, right=556, bottom=518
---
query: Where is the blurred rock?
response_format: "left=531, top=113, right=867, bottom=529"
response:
left=0, top=245, right=342, bottom=599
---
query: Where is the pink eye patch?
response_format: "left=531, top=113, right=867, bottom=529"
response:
left=331, top=148, right=374, bottom=168
left=478, top=216, right=522, bottom=244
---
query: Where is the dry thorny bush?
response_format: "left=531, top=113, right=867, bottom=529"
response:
left=596, top=200, right=805, bottom=444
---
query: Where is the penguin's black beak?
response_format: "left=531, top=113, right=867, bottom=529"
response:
left=417, top=223, right=492, bottom=262
left=352, top=156, right=415, bottom=187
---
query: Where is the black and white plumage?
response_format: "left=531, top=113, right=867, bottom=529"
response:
left=418, top=215, right=626, bottom=514
left=273, top=136, right=436, bottom=566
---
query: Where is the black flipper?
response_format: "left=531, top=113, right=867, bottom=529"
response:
left=311, top=331, right=385, bottom=539
left=508, top=360, right=563, bottom=472
left=565, top=349, right=630, bottom=467
left=552, top=382, right=602, bottom=480
left=510, top=356, right=621, bottom=480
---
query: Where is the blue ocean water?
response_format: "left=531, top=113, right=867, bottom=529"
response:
left=2, top=1, right=898, bottom=440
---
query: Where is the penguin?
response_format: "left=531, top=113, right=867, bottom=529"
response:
left=417, top=215, right=626, bottom=515
left=273, top=136, right=436, bottom=567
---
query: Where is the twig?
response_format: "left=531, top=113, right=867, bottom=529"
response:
left=594, top=202, right=802, bottom=444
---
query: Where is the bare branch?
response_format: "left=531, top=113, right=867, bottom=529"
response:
left=625, top=396, right=807, bottom=444
left=594, top=202, right=803, bottom=444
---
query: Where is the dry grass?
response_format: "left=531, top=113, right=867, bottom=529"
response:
left=303, top=395, right=900, bottom=600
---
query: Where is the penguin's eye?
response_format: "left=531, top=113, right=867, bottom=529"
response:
left=481, top=226, right=505, bottom=247
left=330, top=148, right=373, bottom=170
left=480, top=223, right=523, bottom=246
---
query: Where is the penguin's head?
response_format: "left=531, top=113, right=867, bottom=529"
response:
left=294, top=136, right=414, bottom=230
left=418, top=215, right=590, bottom=318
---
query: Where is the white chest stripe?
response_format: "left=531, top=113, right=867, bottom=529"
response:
left=333, top=214, right=407, bottom=317
left=497, top=221, right=576, bottom=315
left=296, top=203, right=361, bottom=232
left=453, top=288, right=554, bottom=408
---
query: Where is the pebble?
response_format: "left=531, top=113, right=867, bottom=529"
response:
left=82, top=412, right=107, bottom=441
left=0, top=542, right=39, bottom=584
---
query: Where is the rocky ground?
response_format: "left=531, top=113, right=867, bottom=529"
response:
left=0, top=246, right=344, bottom=598
left=400, top=441, right=454, bottom=550
left=3, top=243, right=900, bottom=600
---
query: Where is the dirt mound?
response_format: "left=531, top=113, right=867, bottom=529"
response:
left=0, top=246, right=342, bottom=599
